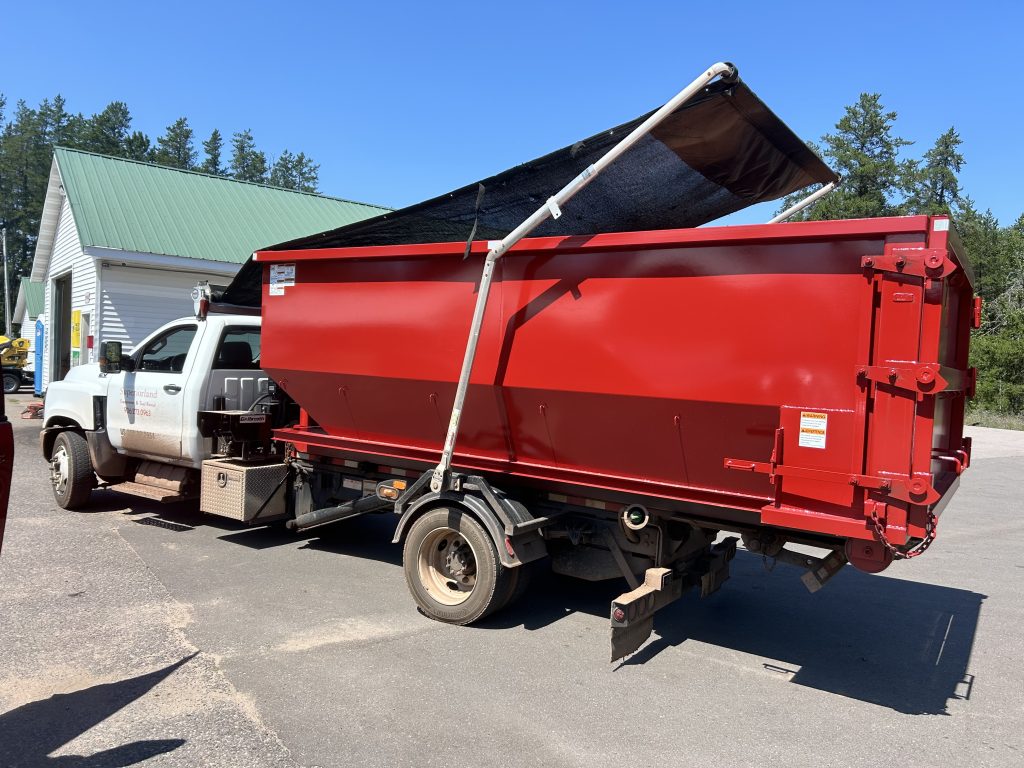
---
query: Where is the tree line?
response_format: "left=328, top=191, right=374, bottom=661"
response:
left=778, top=94, right=1023, bottom=419
left=1, top=91, right=1020, bottom=419
left=0, top=93, right=320, bottom=299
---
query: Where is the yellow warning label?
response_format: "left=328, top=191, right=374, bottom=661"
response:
left=799, top=411, right=828, bottom=449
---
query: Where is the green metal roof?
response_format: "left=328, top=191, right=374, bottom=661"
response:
left=54, top=147, right=389, bottom=264
left=19, top=278, right=44, bottom=318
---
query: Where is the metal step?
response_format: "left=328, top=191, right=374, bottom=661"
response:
left=106, top=481, right=196, bottom=503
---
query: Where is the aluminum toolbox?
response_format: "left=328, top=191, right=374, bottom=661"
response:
left=200, top=458, right=288, bottom=522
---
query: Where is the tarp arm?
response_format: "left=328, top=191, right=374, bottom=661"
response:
left=431, top=61, right=740, bottom=492
left=767, top=181, right=837, bottom=223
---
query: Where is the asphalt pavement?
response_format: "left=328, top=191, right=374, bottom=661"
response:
left=1, top=392, right=1022, bottom=767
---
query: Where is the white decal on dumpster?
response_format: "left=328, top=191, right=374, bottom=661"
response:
left=269, top=263, right=296, bottom=296
left=798, top=411, right=828, bottom=449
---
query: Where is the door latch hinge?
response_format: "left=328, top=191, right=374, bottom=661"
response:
left=862, top=248, right=956, bottom=279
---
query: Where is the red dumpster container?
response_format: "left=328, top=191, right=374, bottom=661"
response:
left=258, top=214, right=975, bottom=571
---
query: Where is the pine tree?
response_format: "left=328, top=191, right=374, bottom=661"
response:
left=83, top=101, right=132, bottom=156
left=40, top=95, right=85, bottom=149
left=907, top=128, right=965, bottom=216
left=779, top=94, right=914, bottom=221
left=153, top=117, right=196, bottom=169
left=290, top=151, right=319, bottom=192
left=124, top=131, right=153, bottom=161
left=268, top=150, right=320, bottom=192
left=959, top=200, right=1013, bottom=304
left=200, top=129, right=225, bottom=175
left=0, top=100, right=49, bottom=280
left=269, top=150, right=295, bottom=188
left=0, top=95, right=324, bottom=327
left=230, top=129, right=267, bottom=183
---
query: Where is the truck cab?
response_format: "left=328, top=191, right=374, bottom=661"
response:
left=41, top=314, right=267, bottom=508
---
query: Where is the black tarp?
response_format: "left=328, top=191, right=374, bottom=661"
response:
left=221, top=77, right=837, bottom=306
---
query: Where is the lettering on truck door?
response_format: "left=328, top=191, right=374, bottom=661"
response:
left=106, top=323, right=201, bottom=460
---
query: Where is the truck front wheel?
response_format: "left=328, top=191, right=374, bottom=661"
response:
left=403, top=507, right=512, bottom=625
left=50, top=431, right=94, bottom=510
left=2, top=372, right=19, bottom=394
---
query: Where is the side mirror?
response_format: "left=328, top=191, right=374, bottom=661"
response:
left=99, top=341, right=133, bottom=373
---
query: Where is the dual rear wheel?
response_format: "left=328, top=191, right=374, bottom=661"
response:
left=402, top=507, right=529, bottom=625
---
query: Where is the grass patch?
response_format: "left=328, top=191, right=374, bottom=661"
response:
left=965, top=407, right=1024, bottom=431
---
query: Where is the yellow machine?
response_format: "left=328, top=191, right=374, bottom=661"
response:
left=0, top=336, right=30, bottom=368
left=1, top=336, right=30, bottom=393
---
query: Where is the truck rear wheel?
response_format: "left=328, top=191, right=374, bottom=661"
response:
left=403, top=507, right=511, bottom=625
left=50, top=431, right=94, bottom=510
left=2, top=372, right=19, bottom=394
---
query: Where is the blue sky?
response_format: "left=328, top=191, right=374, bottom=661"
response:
left=3, top=1, right=1021, bottom=226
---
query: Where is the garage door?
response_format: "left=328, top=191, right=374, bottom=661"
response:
left=100, top=265, right=231, bottom=353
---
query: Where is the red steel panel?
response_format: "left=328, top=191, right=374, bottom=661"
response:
left=0, top=414, right=11, bottom=554
left=258, top=216, right=974, bottom=546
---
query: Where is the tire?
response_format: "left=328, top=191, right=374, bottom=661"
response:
left=50, top=431, right=95, bottom=510
left=2, top=372, right=19, bottom=394
left=403, top=507, right=512, bottom=625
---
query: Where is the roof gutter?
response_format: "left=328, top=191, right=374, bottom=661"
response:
left=85, top=246, right=242, bottom=276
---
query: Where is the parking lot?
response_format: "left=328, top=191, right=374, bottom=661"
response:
left=1, top=391, right=1022, bottom=767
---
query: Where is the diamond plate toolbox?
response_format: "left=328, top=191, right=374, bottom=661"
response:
left=200, top=459, right=288, bottom=522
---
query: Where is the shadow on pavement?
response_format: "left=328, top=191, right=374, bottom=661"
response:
left=481, top=553, right=983, bottom=716
left=78, top=487, right=983, bottom=716
left=0, top=655, right=195, bottom=767
left=299, top=514, right=404, bottom=566
left=217, top=511, right=405, bottom=566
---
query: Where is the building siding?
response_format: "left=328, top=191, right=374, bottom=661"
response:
left=99, top=265, right=224, bottom=353
left=41, top=196, right=95, bottom=387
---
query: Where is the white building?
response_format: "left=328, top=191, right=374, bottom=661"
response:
left=12, top=277, right=44, bottom=373
left=30, top=147, right=387, bottom=388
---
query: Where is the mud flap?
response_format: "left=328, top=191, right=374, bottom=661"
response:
left=609, top=537, right=737, bottom=662
left=610, top=567, right=682, bottom=662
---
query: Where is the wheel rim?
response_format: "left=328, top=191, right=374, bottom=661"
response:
left=50, top=445, right=69, bottom=496
left=416, top=527, right=478, bottom=606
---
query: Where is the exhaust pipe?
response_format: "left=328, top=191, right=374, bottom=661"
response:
left=287, top=495, right=391, bottom=532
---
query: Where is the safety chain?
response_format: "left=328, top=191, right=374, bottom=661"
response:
left=870, top=509, right=938, bottom=559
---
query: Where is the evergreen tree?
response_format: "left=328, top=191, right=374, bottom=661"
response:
left=959, top=200, right=1016, bottom=304
left=40, top=95, right=85, bottom=149
left=0, top=95, right=325, bottom=331
left=153, top=117, right=196, bottom=169
left=124, top=131, right=153, bottom=161
left=230, top=129, right=267, bottom=183
left=83, top=101, right=132, bottom=156
left=906, top=128, right=965, bottom=216
left=0, top=100, right=49, bottom=280
left=780, top=94, right=914, bottom=221
left=200, top=129, right=225, bottom=175
left=269, top=149, right=320, bottom=192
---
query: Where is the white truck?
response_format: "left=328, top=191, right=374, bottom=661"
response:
left=41, top=313, right=267, bottom=509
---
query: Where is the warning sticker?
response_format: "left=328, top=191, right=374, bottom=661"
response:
left=269, top=263, right=296, bottom=296
left=798, top=411, right=828, bottom=449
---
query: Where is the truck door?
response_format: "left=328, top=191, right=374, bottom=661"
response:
left=180, top=325, right=268, bottom=464
left=106, top=322, right=202, bottom=462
